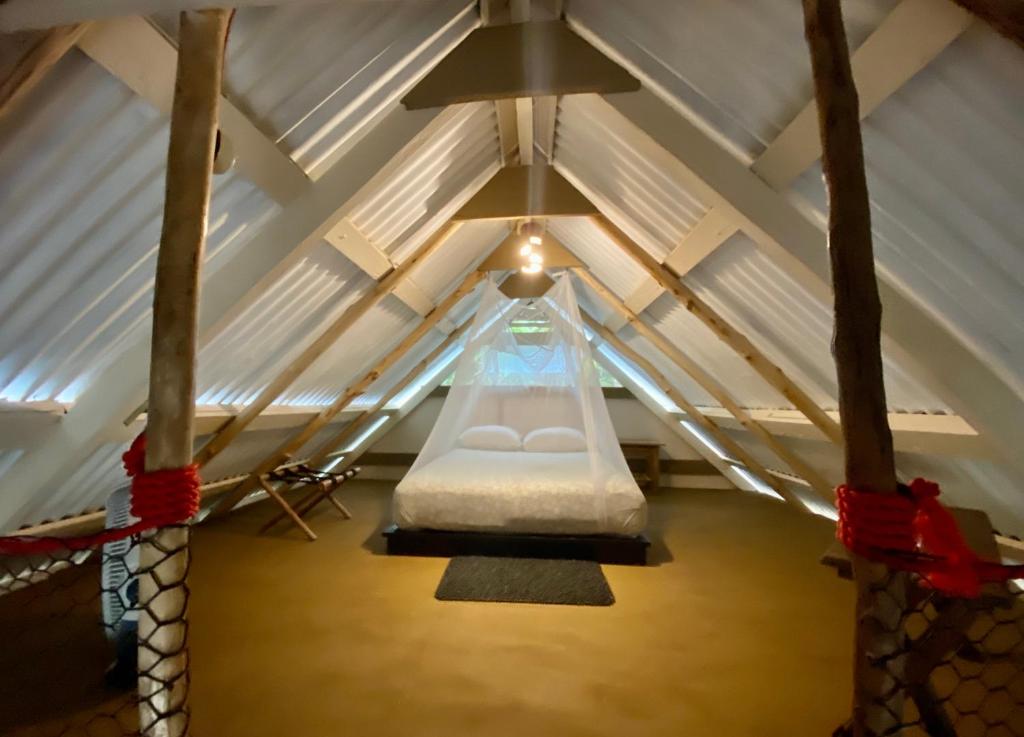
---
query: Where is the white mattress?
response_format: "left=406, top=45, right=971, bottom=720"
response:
left=394, top=449, right=646, bottom=536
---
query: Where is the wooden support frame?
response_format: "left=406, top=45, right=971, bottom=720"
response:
left=574, top=267, right=835, bottom=503
left=193, top=220, right=464, bottom=468
left=210, top=269, right=486, bottom=518
left=401, top=20, right=638, bottom=109
left=590, top=215, right=844, bottom=446
left=582, top=314, right=803, bottom=507
left=135, top=9, right=228, bottom=737
left=0, top=23, right=90, bottom=120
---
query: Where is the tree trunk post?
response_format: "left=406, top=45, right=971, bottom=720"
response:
left=136, top=10, right=229, bottom=737
left=801, top=2, right=907, bottom=735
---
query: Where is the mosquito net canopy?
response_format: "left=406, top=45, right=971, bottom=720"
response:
left=395, top=273, right=645, bottom=536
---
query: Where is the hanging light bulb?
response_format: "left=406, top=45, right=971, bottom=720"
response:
left=529, top=235, right=542, bottom=246
left=528, top=252, right=543, bottom=265
left=522, top=263, right=543, bottom=274
left=519, top=242, right=533, bottom=257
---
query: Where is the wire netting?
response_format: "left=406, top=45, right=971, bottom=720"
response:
left=0, top=524, right=190, bottom=737
left=838, top=571, right=1024, bottom=737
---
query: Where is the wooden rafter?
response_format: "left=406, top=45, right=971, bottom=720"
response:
left=209, top=269, right=487, bottom=517
left=574, top=267, right=835, bottom=503
left=590, top=215, right=844, bottom=445
left=0, top=23, right=89, bottom=120
left=582, top=313, right=803, bottom=508
left=401, top=20, right=638, bottom=109
left=950, top=0, right=1024, bottom=50
left=305, top=319, right=471, bottom=469
left=193, top=220, right=464, bottom=468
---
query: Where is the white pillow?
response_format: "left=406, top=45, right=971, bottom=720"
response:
left=458, top=425, right=522, bottom=451
left=522, top=426, right=587, bottom=453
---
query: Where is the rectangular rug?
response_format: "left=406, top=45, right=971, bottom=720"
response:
left=434, top=556, right=614, bottom=606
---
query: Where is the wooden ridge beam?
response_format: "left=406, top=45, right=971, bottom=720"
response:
left=453, top=165, right=597, bottom=220
left=574, top=267, right=835, bottom=503
left=209, top=269, right=486, bottom=517
left=401, top=20, right=638, bottom=109
left=76, top=15, right=310, bottom=205
left=193, top=220, right=464, bottom=468
left=591, top=214, right=844, bottom=445
left=582, top=313, right=803, bottom=508
left=0, top=23, right=89, bottom=120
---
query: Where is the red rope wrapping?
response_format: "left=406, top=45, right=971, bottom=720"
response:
left=0, top=433, right=200, bottom=556
left=837, top=478, right=1024, bottom=598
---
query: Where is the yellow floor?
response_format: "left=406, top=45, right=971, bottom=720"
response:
left=189, top=482, right=854, bottom=737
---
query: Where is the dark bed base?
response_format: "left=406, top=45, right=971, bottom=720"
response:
left=382, top=525, right=649, bottom=565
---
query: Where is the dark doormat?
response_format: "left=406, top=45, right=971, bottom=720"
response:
left=435, top=556, right=614, bottom=606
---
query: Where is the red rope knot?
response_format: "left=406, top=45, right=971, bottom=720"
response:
left=123, top=432, right=200, bottom=527
left=0, top=432, right=201, bottom=556
left=836, top=478, right=1024, bottom=598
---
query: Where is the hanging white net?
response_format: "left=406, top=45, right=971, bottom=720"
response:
left=394, top=273, right=646, bottom=536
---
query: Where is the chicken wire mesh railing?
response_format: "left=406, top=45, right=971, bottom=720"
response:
left=838, top=571, right=1024, bottom=737
left=0, top=523, right=190, bottom=737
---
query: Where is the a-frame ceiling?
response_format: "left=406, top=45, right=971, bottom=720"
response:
left=1, top=0, right=1022, bottom=540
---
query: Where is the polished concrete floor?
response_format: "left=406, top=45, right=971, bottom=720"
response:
left=188, top=482, right=855, bottom=737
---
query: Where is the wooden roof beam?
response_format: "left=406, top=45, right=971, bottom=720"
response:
left=591, top=214, right=844, bottom=446
left=401, top=19, right=638, bottom=109
left=574, top=267, right=836, bottom=504
left=209, top=269, right=487, bottom=517
left=0, top=23, right=89, bottom=120
left=192, top=220, right=464, bottom=468
left=582, top=312, right=803, bottom=508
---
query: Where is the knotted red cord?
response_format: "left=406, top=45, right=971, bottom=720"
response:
left=0, top=433, right=200, bottom=556
left=837, top=478, right=1024, bottom=598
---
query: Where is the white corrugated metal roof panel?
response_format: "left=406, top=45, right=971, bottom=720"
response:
left=789, top=25, right=1024, bottom=399
left=686, top=233, right=950, bottom=413
left=567, top=0, right=896, bottom=160
left=279, top=294, right=419, bottom=406
left=223, top=0, right=478, bottom=174
left=197, top=242, right=373, bottom=406
left=555, top=94, right=709, bottom=259
left=348, top=102, right=500, bottom=259
left=407, top=220, right=508, bottom=302
left=549, top=217, right=649, bottom=300
left=0, top=49, right=278, bottom=405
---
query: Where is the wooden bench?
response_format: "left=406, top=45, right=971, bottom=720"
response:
left=620, top=441, right=662, bottom=492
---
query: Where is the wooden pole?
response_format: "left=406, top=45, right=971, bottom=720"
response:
left=582, top=313, right=803, bottom=507
left=210, top=270, right=485, bottom=517
left=574, top=267, right=835, bottom=503
left=192, top=220, right=464, bottom=467
left=591, top=214, right=844, bottom=446
left=0, top=23, right=90, bottom=120
left=136, top=10, right=228, bottom=737
left=802, top=2, right=904, bottom=735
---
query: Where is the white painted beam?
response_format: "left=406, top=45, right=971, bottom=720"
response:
left=495, top=98, right=519, bottom=165
left=76, top=15, right=310, bottom=205
left=572, top=0, right=972, bottom=276
left=323, top=219, right=393, bottom=279
left=533, top=94, right=557, bottom=164
left=697, top=407, right=995, bottom=460
left=391, top=278, right=435, bottom=317
left=515, top=96, right=534, bottom=165
left=0, top=103, right=446, bottom=527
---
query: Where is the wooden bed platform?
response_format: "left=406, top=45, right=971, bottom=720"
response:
left=382, top=525, right=649, bottom=565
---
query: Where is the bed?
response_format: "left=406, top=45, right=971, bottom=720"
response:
left=393, top=447, right=647, bottom=536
